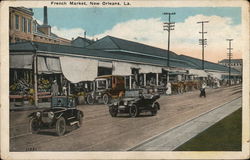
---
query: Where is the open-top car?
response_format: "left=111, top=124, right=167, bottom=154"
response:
left=108, top=90, right=160, bottom=117
left=28, top=96, right=84, bottom=136
left=86, top=75, right=125, bottom=104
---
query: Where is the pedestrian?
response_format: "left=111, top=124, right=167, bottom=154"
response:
left=200, top=82, right=206, bottom=98
left=166, top=82, right=172, bottom=95
left=51, top=80, right=59, bottom=96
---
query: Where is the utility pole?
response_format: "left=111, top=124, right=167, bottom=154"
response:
left=227, top=39, right=233, bottom=86
left=197, top=21, right=209, bottom=70
left=163, top=12, right=175, bottom=82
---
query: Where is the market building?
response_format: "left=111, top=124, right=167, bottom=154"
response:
left=9, top=35, right=241, bottom=106
left=218, top=59, right=243, bottom=74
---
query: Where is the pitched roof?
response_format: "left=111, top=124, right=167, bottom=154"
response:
left=219, top=59, right=242, bottom=64
left=179, top=55, right=240, bottom=74
left=86, top=36, right=180, bottom=59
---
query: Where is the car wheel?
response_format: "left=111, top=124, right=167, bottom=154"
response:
left=129, top=104, right=138, bottom=118
left=109, top=106, right=118, bottom=117
left=151, top=102, right=159, bottom=116
left=56, top=117, right=66, bottom=136
left=86, top=94, right=94, bottom=104
left=103, top=94, right=110, bottom=105
left=29, top=118, right=40, bottom=134
left=76, top=112, right=83, bottom=128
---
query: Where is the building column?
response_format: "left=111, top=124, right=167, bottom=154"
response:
left=129, top=75, right=132, bottom=90
left=144, top=74, right=146, bottom=86
left=156, top=73, right=159, bottom=86
left=33, top=54, right=38, bottom=107
left=167, top=71, right=169, bottom=82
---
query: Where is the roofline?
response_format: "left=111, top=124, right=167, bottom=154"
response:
left=107, top=35, right=174, bottom=53
left=34, top=50, right=172, bottom=69
left=105, top=49, right=190, bottom=65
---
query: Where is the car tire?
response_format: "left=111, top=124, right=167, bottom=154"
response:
left=103, top=94, right=110, bottom=105
left=151, top=102, right=159, bottom=116
left=29, top=118, right=40, bottom=134
left=129, top=104, right=139, bottom=118
left=56, top=117, right=66, bottom=136
left=76, top=112, right=83, bottom=128
left=86, top=94, right=94, bottom=105
left=109, top=106, right=118, bottom=117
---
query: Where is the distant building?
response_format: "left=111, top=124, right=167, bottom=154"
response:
left=71, top=36, right=95, bottom=48
left=9, top=7, right=71, bottom=45
left=218, top=59, right=242, bottom=73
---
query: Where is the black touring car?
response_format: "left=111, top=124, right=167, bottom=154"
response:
left=28, top=96, right=84, bottom=136
left=108, top=90, right=160, bottom=117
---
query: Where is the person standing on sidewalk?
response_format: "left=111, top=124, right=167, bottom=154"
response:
left=200, top=81, right=207, bottom=98
left=51, top=80, right=59, bottom=96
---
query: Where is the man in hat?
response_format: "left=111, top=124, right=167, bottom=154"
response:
left=51, top=80, right=59, bottom=96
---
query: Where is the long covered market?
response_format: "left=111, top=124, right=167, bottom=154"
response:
left=9, top=35, right=242, bottom=106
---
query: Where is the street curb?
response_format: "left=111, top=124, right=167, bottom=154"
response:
left=128, top=96, right=242, bottom=151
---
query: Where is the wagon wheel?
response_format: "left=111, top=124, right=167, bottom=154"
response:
left=129, top=104, right=139, bottom=118
left=109, top=106, right=118, bottom=117
left=151, top=102, right=159, bottom=116
left=103, top=94, right=111, bottom=105
left=29, top=118, right=40, bottom=134
left=86, top=94, right=94, bottom=105
left=56, top=117, right=66, bottom=136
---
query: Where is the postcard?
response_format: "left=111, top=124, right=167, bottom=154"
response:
left=1, top=0, right=249, bottom=159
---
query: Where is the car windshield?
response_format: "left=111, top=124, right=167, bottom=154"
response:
left=96, top=79, right=108, bottom=90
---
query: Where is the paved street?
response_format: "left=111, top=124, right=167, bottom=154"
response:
left=10, top=85, right=242, bottom=151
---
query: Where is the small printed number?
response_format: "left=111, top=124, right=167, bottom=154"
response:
left=26, top=147, right=37, bottom=151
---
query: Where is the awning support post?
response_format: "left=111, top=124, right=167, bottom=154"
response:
left=156, top=73, right=159, bottom=86
left=144, top=74, right=146, bottom=86
left=129, top=76, right=132, bottom=90
left=33, top=54, right=38, bottom=107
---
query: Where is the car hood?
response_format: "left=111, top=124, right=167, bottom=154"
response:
left=42, top=107, right=67, bottom=113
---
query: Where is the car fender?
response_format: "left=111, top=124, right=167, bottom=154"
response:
left=55, top=113, right=64, bottom=119
left=28, top=112, right=38, bottom=118
left=152, top=101, right=160, bottom=110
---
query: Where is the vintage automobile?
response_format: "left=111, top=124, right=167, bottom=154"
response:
left=86, top=75, right=125, bottom=104
left=108, top=90, right=160, bottom=117
left=28, top=96, right=84, bottom=136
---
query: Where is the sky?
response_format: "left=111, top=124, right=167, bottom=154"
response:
left=33, top=7, right=242, bottom=63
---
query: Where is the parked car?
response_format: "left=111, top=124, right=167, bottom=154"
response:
left=28, top=96, right=84, bottom=136
left=108, top=90, right=160, bottom=117
left=86, top=75, right=125, bottom=104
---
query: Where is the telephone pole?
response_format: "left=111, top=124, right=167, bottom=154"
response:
left=163, top=12, right=175, bottom=82
left=227, top=39, right=233, bottom=86
left=197, top=21, right=209, bottom=70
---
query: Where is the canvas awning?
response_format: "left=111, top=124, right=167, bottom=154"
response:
left=46, top=57, right=62, bottom=73
left=98, top=61, right=112, bottom=68
left=188, top=69, right=208, bottom=77
left=139, top=65, right=162, bottom=73
left=208, top=72, right=222, bottom=80
left=37, top=57, right=51, bottom=74
left=10, top=54, right=33, bottom=69
left=60, top=56, right=98, bottom=83
left=112, top=61, right=132, bottom=76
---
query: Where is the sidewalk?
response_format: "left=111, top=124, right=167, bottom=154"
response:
left=130, top=97, right=242, bottom=151
left=10, top=102, right=51, bottom=111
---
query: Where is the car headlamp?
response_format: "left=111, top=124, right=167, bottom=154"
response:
left=124, top=101, right=128, bottom=106
left=114, top=102, right=118, bottom=106
left=36, top=112, right=41, bottom=117
left=99, top=92, right=102, bottom=96
left=48, top=111, right=54, bottom=119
